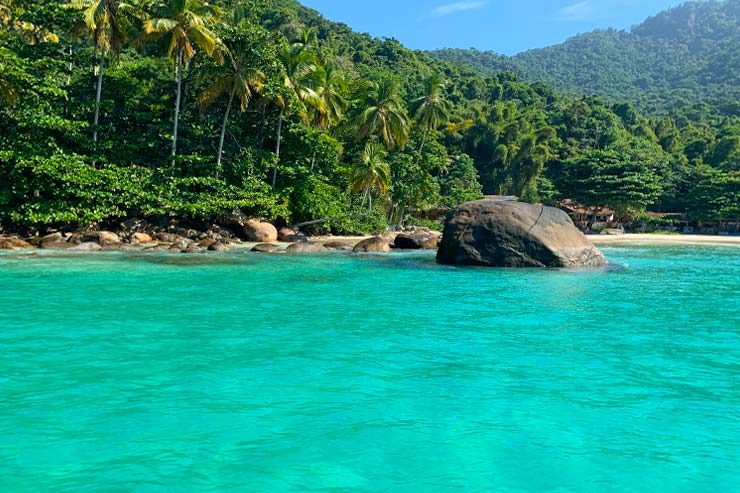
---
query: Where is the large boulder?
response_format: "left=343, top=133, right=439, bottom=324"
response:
left=244, top=220, right=278, bottom=243
left=353, top=236, right=390, bottom=253
left=436, top=200, right=607, bottom=268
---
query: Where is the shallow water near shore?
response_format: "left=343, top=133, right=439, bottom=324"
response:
left=1, top=245, right=739, bottom=492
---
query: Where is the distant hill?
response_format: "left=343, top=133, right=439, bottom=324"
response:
left=430, top=0, right=740, bottom=119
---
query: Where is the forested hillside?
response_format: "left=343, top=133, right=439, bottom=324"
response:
left=432, top=0, right=740, bottom=120
left=0, top=0, right=737, bottom=235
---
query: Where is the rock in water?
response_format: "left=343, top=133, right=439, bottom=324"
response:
left=286, top=242, right=328, bottom=254
left=252, top=243, right=282, bottom=253
left=436, top=200, right=607, bottom=268
left=353, top=237, right=390, bottom=253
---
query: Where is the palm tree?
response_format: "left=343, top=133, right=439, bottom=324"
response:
left=350, top=142, right=391, bottom=211
left=199, top=48, right=264, bottom=177
left=270, top=44, right=319, bottom=186
left=355, top=78, right=410, bottom=151
left=70, top=0, right=133, bottom=144
left=411, top=73, right=451, bottom=154
left=312, top=60, right=346, bottom=130
left=141, top=0, right=222, bottom=170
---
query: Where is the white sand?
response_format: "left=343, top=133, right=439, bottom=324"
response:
left=588, top=234, right=740, bottom=246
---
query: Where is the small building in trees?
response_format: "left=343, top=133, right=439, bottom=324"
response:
left=559, top=199, right=616, bottom=232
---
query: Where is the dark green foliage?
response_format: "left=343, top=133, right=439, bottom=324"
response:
left=0, top=0, right=735, bottom=234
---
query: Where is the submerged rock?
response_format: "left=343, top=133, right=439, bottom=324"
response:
left=437, top=200, right=607, bottom=268
left=252, top=243, right=282, bottom=253
left=286, top=242, right=328, bottom=254
left=324, top=241, right=354, bottom=251
left=353, top=236, right=390, bottom=253
left=71, top=242, right=102, bottom=252
left=39, top=241, right=73, bottom=250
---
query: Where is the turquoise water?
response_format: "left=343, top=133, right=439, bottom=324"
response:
left=1, top=245, right=739, bottom=492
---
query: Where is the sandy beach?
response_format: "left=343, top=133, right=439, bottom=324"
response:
left=588, top=234, right=740, bottom=246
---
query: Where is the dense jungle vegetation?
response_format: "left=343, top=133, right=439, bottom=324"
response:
left=0, top=0, right=737, bottom=234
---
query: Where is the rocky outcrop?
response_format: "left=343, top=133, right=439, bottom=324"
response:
left=131, top=232, right=153, bottom=244
left=244, top=220, right=278, bottom=243
left=286, top=242, right=328, bottom=254
left=70, top=231, right=120, bottom=246
left=394, top=232, right=442, bottom=250
left=437, top=200, right=607, bottom=268
left=0, top=237, right=33, bottom=250
left=278, top=227, right=307, bottom=242
left=353, top=236, right=390, bottom=253
left=207, top=242, right=229, bottom=252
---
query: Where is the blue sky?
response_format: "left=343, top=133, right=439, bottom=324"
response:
left=299, top=0, right=686, bottom=55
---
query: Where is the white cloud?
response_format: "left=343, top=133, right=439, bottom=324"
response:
left=431, top=1, right=488, bottom=17
left=558, top=1, right=594, bottom=21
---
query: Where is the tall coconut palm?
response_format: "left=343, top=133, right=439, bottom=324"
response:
left=411, top=73, right=451, bottom=154
left=199, top=49, right=264, bottom=177
left=312, top=60, right=346, bottom=130
left=350, top=142, right=392, bottom=211
left=70, top=0, right=133, bottom=144
left=270, top=44, right=319, bottom=186
left=141, top=0, right=222, bottom=170
left=355, top=78, right=410, bottom=151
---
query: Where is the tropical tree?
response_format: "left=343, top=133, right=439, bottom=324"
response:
left=350, top=142, right=391, bottom=211
left=271, top=43, right=320, bottom=186
left=199, top=29, right=265, bottom=177
left=355, top=78, right=410, bottom=151
left=411, top=73, right=450, bottom=153
left=311, top=60, right=346, bottom=130
left=558, top=149, right=664, bottom=226
left=141, top=0, right=222, bottom=170
left=70, top=0, right=133, bottom=145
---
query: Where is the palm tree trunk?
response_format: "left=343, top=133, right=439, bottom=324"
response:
left=93, top=49, right=106, bottom=144
left=216, top=85, right=236, bottom=179
left=396, top=204, right=406, bottom=229
left=171, top=47, right=184, bottom=173
left=272, top=107, right=284, bottom=187
left=419, top=131, right=428, bottom=154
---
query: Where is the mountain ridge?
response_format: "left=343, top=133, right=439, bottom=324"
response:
left=429, top=0, right=740, bottom=119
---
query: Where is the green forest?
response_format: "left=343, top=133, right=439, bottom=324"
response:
left=0, top=0, right=737, bottom=235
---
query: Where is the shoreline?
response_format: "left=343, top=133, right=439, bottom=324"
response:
left=587, top=234, right=740, bottom=246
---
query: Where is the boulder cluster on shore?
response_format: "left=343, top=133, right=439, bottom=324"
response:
left=0, top=201, right=607, bottom=268
left=0, top=215, right=443, bottom=255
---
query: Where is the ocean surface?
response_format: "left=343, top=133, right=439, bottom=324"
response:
left=0, top=245, right=739, bottom=492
